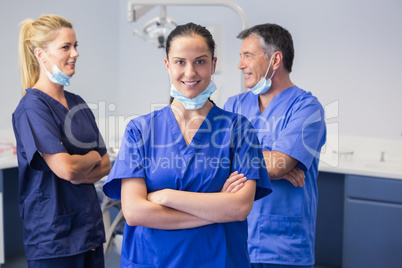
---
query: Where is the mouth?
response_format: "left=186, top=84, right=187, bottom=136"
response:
left=66, top=62, right=76, bottom=67
left=182, top=81, right=200, bottom=86
left=243, top=73, right=252, bottom=80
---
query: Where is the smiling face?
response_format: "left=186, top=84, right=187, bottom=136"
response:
left=165, top=34, right=216, bottom=99
left=238, top=35, right=271, bottom=89
left=41, top=27, right=79, bottom=77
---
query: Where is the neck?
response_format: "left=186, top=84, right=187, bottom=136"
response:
left=171, top=99, right=212, bottom=146
left=34, top=74, right=64, bottom=98
left=171, top=99, right=212, bottom=121
left=35, top=82, right=64, bottom=99
left=33, top=76, right=68, bottom=109
left=258, top=73, right=294, bottom=112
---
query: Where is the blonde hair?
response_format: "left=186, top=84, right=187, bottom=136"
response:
left=18, top=15, right=72, bottom=95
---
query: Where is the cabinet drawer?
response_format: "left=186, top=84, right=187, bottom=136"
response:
left=343, top=198, right=402, bottom=268
left=345, top=175, right=402, bottom=203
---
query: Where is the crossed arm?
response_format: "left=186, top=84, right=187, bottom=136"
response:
left=42, top=151, right=112, bottom=184
left=121, top=172, right=256, bottom=230
left=263, top=150, right=305, bottom=187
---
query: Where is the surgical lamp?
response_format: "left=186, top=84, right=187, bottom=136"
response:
left=127, top=0, right=248, bottom=48
left=132, top=6, right=177, bottom=48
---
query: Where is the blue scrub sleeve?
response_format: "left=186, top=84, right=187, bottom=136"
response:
left=103, top=120, right=146, bottom=200
left=87, top=111, right=107, bottom=157
left=223, top=97, right=235, bottom=113
left=231, top=116, right=272, bottom=200
left=15, top=108, right=67, bottom=170
left=272, top=100, right=326, bottom=171
left=76, top=97, right=108, bottom=157
left=96, top=136, right=107, bottom=156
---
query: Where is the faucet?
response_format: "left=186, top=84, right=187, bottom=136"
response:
left=380, top=151, right=386, bottom=162
left=333, top=150, right=354, bottom=156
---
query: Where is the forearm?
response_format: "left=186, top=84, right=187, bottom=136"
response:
left=43, top=151, right=101, bottom=182
left=72, top=153, right=112, bottom=184
left=263, top=150, right=305, bottom=187
left=66, top=151, right=102, bottom=181
left=149, top=180, right=256, bottom=223
left=125, top=199, right=213, bottom=230
left=121, top=178, right=213, bottom=230
left=263, top=150, right=298, bottom=179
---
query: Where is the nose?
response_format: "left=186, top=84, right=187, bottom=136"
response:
left=238, top=57, right=245, bottom=70
left=71, top=47, right=79, bottom=58
left=185, top=63, right=197, bottom=77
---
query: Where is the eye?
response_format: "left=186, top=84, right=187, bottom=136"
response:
left=175, top=60, right=184, bottom=65
left=196, top=59, right=205, bottom=65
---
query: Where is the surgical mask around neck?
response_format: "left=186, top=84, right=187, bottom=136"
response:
left=40, top=49, right=72, bottom=86
left=170, top=81, right=217, bottom=110
left=250, top=54, right=275, bottom=95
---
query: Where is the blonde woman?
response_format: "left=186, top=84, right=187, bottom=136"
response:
left=12, top=15, right=111, bottom=268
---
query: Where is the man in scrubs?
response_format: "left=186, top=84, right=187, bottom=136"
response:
left=224, top=23, right=327, bottom=268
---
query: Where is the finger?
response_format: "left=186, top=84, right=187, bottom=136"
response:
left=289, top=169, right=305, bottom=187
left=283, top=174, right=298, bottom=187
left=226, top=177, right=247, bottom=192
left=299, top=176, right=306, bottom=187
left=224, top=173, right=244, bottom=187
left=227, top=171, right=239, bottom=180
left=289, top=177, right=298, bottom=187
left=221, top=173, right=244, bottom=192
left=292, top=173, right=304, bottom=187
left=227, top=172, right=243, bottom=182
left=296, top=172, right=305, bottom=187
left=230, top=182, right=244, bottom=193
left=293, top=167, right=306, bottom=180
left=226, top=177, right=246, bottom=192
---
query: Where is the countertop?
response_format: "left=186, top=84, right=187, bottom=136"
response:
left=319, top=158, right=402, bottom=180
left=0, top=128, right=17, bottom=170
left=0, top=156, right=17, bottom=170
left=318, top=135, right=402, bottom=180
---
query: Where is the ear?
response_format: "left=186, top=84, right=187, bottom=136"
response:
left=211, top=57, right=217, bottom=75
left=34, top=48, right=45, bottom=63
left=272, top=51, right=283, bottom=71
left=164, top=58, right=170, bottom=72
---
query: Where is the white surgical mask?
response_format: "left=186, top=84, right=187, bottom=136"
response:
left=250, top=54, right=275, bottom=95
left=170, top=81, right=217, bottom=110
left=40, top=49, right=72, bottom=86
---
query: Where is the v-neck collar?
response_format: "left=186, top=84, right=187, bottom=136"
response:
left=254, top=86, right=297, bottom=116
left=29, top=88, right=70, bottom=113
left=166, top=105, right=218, bottom=154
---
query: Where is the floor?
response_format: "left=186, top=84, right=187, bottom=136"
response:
left=2, top=250, right=121, bottom=268
left=2, top=254, right=337, bottom=268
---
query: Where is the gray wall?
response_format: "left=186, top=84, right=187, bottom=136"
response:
left=1, top=0, right=402, bottom=148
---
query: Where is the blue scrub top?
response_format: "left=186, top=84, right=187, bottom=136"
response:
left=12, top=88, right=106, bottom=260
left=103, top=105, right=272, bottom=267
left=224, top=87, right=327, bottom=266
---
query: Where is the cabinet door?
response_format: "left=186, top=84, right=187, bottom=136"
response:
left=343, top=197, right=402, bottom=268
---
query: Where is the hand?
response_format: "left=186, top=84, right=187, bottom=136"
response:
left=147, top=189, right=169, bottom=205
left=220, top=171, right=247, bottom=193
left=281, top=167, right=305, bottom=187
